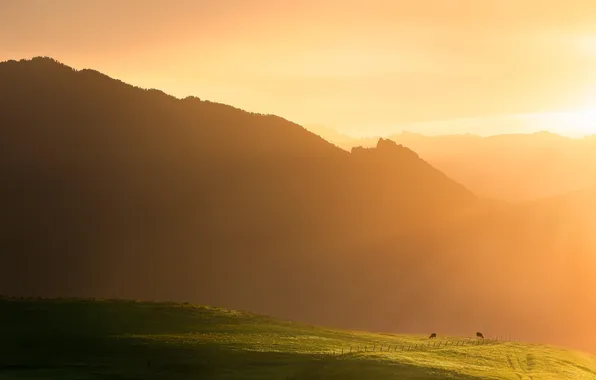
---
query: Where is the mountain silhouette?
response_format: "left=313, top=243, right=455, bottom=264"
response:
left=389, top=131, right=596, bottom=201
left=308, top=126, right=596, bottom=201
left=3, top=57, right=596, bottom=354
left=0, top=57, right=475, bottom=318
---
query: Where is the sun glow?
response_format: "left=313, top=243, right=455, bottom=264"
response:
left=531, top=109, right=596, bottom=138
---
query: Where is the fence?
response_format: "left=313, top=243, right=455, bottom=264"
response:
left=141, top=336, right=515, bottom=370
left=136, top=337, right=517, bottom=380
left=327, top=336, right=513, bottom=355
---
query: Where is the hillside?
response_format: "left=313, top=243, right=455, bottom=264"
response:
left=2, top=298, right=595, bottom=380
left=308, top=127, right=596, bottom=201
left=0, top=56, right=476, bottom=322
left=388, top=131, right=596, bottom=201
left=3, top=57, right=596, bottom=355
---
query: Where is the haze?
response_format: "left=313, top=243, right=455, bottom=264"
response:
left=4, top=0, right=596, bottom=137
left=4, top=0, right=596, bottom=366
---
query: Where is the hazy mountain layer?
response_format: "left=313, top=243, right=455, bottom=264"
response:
left=2, top=57, right=596, bottom=354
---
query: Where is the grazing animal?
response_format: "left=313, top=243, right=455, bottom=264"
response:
left=429, top=333, right=437, bottom=339
left=476, top=332, right=484, bottom=339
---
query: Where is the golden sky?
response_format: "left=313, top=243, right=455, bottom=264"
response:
left=3, top=0, right=596, bottom=137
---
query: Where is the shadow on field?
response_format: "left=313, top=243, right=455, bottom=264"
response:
left=0, top=300, right=488, bottom=379
left=292, top=355, right=484, bottom=380
left=1, top=336, right=486, bottom=380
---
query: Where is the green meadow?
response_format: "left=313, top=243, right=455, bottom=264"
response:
left=1, top=297, right=595, bottom=379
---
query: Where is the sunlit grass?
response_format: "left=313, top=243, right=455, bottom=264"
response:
left=0, top=297, right=595, bottom=379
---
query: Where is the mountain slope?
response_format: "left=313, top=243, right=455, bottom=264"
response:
left=0, top=57, right=476, bottom=324
left=3, top=298, right=596, bottom=380
left=306, top=127, right=596, bottom=201
left=388, top=131, right=596, bottom=201
left=4, top=57, right=596, bottom=355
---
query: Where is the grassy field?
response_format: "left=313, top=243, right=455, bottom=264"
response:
left=0, top=297, right=595, bottom=379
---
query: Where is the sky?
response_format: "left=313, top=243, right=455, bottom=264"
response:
left=3, top=0, right=596, bottom=137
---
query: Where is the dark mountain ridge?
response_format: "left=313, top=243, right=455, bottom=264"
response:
left=3, top=57, right=596, bottom=353
left=0, top=57, right=475, bottom=320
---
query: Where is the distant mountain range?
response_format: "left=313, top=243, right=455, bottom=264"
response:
left=305, top=125, right=596, bottom=201
left=2, top=57, right=596, bottom=353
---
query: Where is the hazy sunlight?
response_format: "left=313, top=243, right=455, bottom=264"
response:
left=4, top=1, right=596, bottom=379
left=522, top=109, right=596, bottom=138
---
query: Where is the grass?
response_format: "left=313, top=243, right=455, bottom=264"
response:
left=0, top=297, right=595, bottom=379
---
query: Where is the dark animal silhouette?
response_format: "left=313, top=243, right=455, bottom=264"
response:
left=429, top=333, right=437, bottom=339
left=476, top=332, right=484, bottom=339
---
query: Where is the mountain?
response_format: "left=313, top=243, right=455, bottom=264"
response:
left=388, top=131, right=596, bottom=201
left=0, top=57, right=475, bottom=324
left=3, top=57, right=596, bottom=354
left=311, top=126, right=596, bottom=201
